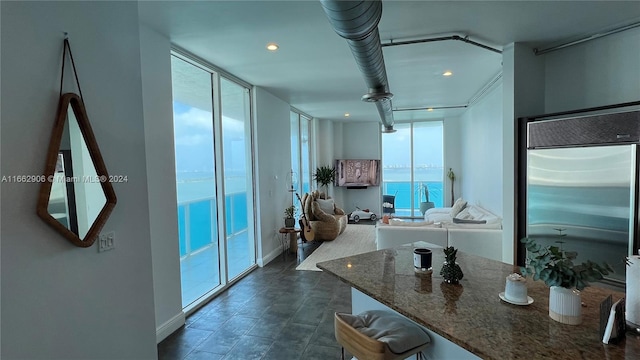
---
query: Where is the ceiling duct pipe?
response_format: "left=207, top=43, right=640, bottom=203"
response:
left=320, top=0, right=395, bottom=133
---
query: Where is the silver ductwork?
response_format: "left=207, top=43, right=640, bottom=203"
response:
left=320, top=0, right=395, bottom=133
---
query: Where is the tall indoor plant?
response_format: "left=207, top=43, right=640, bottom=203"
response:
left=520, top=235, right=613, bottom=325
left=447, top=168, right=456, bottom=206
left=418, top=182, right=434, bottom=215
left=313, top=165, right=336, bottom=195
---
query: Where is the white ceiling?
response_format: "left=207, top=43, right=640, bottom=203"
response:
left=139, top=1, right=640, bottom=124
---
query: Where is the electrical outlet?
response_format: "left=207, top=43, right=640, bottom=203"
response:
left=98, top=231, right=115, bottom=252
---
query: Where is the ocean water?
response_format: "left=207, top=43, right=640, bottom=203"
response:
left=382, top=167, right=445, bottom=214
left=176, top=173, right=444, bottom=255
left=176, top=173, right=248, bottom=256
left=383, top=181, right=444, bottom=211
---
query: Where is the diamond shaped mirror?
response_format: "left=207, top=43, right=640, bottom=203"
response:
left=37, top=93, right=116, bottom=247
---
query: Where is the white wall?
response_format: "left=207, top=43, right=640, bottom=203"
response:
left=315, top=119, right=336, bottom=197
left=443, top=116, right=463, bottom=208
left=335, top=122, right=382, bottom=215
left=459, top=83, right=504, bottom=215
left=544, top=27, right=640, bottom=113
left=139, top=25, right=185, bottom=342
left=253, top=87, right=293, bottom=265
left=311, top=119, right=346, bottom=201
left=331, top=118, right=465, bottom=215
left=315, top=119, right=335, bottom=166
left=502, top=43, right=546, bottom=264
left=1, top=2, right=157, bottom=359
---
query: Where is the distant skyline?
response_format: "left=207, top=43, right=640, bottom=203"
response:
left=173, top=101, right=246, bottom=176
left=382, top=122, right=444, bottom=172
left=174, top=100, right=443, bottom=178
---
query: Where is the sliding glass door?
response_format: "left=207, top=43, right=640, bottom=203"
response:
left=171, top=54, right=256, bottom=309
left=220, top=77, right=255, bottom=280
left=171, top=57, right=220, bottom=307
left=290, top=110, right=312, bottom=195
left=382, top=121, right=444, bottom=217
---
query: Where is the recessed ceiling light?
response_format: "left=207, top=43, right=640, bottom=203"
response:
left=344, top=113, right=350, bottom=117
left=427, top=108, right=434, bottom=112
left=266, top=43, right=279, bottom=51
left=443, top=71, right=453, bottom=76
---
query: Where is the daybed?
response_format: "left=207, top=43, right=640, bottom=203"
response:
left=376, top=199, right=503, bottom=262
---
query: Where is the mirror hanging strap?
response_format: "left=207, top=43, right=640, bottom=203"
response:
left=59, top=36, right=84, bottom=101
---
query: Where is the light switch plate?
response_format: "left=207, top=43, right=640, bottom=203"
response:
left=98, top=231, right=115, bottom=252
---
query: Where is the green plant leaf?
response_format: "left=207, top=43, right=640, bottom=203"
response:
left=538, top=268, right=547, bottom=280
left=520, top=237, right=613, bottom=290
left=313, top=165, right=336, bottom=187
left=565, top=251, right=578, bottom=260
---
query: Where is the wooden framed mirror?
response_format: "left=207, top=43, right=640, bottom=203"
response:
left=37, top=93, right=117, bottom=247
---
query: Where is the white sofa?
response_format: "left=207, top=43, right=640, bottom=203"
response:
left=376, top=203, right=503, bottom=262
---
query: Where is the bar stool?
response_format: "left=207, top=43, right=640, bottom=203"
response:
left=334, top=310, right=430, bottom=360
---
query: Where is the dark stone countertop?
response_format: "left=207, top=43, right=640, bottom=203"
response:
left=317, top=243, right=640, bottom=360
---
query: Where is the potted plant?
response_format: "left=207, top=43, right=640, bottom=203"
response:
left=520, top=234, right=613, bottom=325
left=418, top=182, right=434, bottom=215
left=447, top=168, right=456, bottom=206
left=313, top=165, right=336, bottom=195
left=284, top=205, right=296, bottom=228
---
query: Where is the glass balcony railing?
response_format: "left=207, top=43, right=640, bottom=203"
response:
left=177, top=193, right=248, bottom=257
left=382, top=180, right=444, bottom=218
left=176, top=192, right=249, bottom=307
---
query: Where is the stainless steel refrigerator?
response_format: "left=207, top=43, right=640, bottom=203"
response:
left=522, top=107, right=639, bottom=286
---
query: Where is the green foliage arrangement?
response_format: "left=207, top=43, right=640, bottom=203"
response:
left=313, top=165, right=336, bottom=188
left=520, top=236, right=613, bottom=291
left=284, top=205, right=296, bottom=218
left=447, top=168, right=456, bottom=182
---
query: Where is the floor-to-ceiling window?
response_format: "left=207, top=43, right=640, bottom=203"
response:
left=171, top=53, right=256, bottom=309
left=220, top=77, right=255, bottom=280
left=382, top=121, right=444, bottom=217
left=290, top=110, right=312, bottom=195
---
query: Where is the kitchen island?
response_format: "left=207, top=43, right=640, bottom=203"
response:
left=317, top=242, right=640, bottom=359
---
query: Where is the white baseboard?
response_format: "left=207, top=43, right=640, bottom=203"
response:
left=261, top=245, right=285, bottom=266
left=156, top=311, right=186, bottom=344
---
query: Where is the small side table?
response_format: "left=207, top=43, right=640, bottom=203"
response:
left=279, top=227, right=301, bottom=259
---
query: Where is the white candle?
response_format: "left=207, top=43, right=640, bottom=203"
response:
left=626, top=255, right=640, bottom=326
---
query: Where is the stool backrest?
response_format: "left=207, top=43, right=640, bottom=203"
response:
left=334, top=312, right=387, bottom=360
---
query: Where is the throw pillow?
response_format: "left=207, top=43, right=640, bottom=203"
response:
left=452, top=218, right=487, bottom=224
left=389, top=219, right=434, bottom=227
left=336, top=311, right=431, bottom=354
left=449, top=198, right=467, bottom=217
left=315, top=198, right=335, bottom=214
left=455, top=208, right=473, bottom=220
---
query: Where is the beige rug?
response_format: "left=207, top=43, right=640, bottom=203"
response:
left=296, top=225, right=377, bottom=271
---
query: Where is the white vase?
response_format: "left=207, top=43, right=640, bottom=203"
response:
left=625, top=255, right=640, bottom=326
left=549, top=286, right=582, bottom=325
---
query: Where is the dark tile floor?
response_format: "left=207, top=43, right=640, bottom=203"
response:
left=158, top=241, right=354, bottom=360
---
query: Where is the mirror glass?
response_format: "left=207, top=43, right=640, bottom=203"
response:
left=38, top=93, right=116, bottom=247
left=47, top=105, right=107, bottom=239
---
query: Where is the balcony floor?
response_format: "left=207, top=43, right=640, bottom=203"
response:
left=181, top=231, right=254, bottom=307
